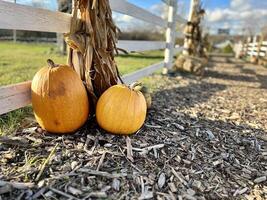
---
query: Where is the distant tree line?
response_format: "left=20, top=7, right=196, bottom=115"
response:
left=0, top=30, right=165, bottom=42
left=0, top=30, right=56, bottom=42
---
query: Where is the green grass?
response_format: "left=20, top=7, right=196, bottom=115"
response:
left=0, top=41, right=164, bottom=135
left=0, top=42, right=66, bottom=86
left=0, top=42, right=163, bottom=86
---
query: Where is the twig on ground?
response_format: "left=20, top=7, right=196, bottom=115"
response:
left=49, top=187, right=80, bottom=200
left=0, top=136, right=29, bottom=147
left=126, top=136, right=134, bottom=162
left=96, top=151, right=106, bottom=171
left=35, top=144, right=58, bottom=181
left=77, top=168, right=127, bottom=178
left=0, top=180, right=34, bottom=189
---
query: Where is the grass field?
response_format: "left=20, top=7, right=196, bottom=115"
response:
left=0, top=42, right=163, bottom=86
left=0, top=41, right=164, bottom=135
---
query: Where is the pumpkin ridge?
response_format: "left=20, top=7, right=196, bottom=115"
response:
left=117, top=88, right=133, bottom=133
left=108, top=88, right=128, bottom=133
left=96, top=87, right=120, bottom=131
left=132, top=91, right=138, bottom=133
left=137, top=92, right=147, bottom=129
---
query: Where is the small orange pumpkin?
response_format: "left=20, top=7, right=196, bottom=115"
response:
left=31, top=59, right=89, bottom=134
left=96, top=83, right=147, bottom=135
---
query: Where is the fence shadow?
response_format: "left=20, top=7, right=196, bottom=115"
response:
left=208, top=57, right=247, bottom=65
left=235, top=64, right=257, bottom=75
left=204, top=70, right=258, bottom=83
left=153, top=79, right=227, bottom=110
left=256, top=74, right=267, bottom=89
left=206, top=61, right=267, bottom=89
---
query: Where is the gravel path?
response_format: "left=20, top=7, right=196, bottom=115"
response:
left=0, top=56, right=267, bottom=200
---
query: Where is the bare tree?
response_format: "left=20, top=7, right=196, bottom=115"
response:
left=57, top=0, right=72, bottom=13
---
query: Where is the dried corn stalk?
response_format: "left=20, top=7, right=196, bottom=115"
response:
left=65, top=0, right=121, bottom=107
left=183, top=0, right=205, bottom=57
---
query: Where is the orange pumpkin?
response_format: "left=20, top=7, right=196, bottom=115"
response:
left=31, top=59, right=89, bottom=134
left=96, top=83, right=147, bottom=134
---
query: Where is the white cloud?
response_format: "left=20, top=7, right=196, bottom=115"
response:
left=113, top=12, right=141, bottom=31
left=113, top=13, right=134, bottom=24
left=205, top=0, right=267, bottom=34
left=230, top=0, right=251, bottom=11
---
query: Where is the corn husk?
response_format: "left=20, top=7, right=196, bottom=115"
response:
left=65, top=0, right=121, bottom=107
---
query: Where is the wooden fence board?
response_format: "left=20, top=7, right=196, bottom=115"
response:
left=110, top=0, right=167, bottom=27
left=247, top=51, right=266, bottom=57
left=117, top=40, right=165, bottom=52
left=122, top=62, right=164, bottom=84
left=175, top=14, right=187, bottom=24
left=0, top=81, right=31, bottom=115
left=0, top=37, right=165, bottom=52
left=0, top=1, right=71, bottom=33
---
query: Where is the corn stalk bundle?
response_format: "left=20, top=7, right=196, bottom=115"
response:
left=183, top=1, right=205, bottom=57
left=64, top=0, right=121, bottom=107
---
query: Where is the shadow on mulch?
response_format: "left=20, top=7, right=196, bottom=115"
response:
left=205, top=64, right=267, bottom=89
left=154, top=80, right=226, bottom=110
left=208, top=56, right=249, bottom=66
left=235, top=64, right=267, bottom=89
left=235, top=64, right=257, bottom=75
left=205, top=70, right=257, bottom=83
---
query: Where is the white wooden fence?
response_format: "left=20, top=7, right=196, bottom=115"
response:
left=234, top=38, right=267, bottom=59
left=0, top=0, right=187, bottom=115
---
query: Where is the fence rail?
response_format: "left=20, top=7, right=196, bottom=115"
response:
left=0, top=0, right=187, bottom=115
left=110, top=0, right=166, bottom=27
left=0, top=36, right=57, bottom=42
left=0, top=1, right=71, bottom=33
left=0, top=81, right=31, bottom=115
left=117, top=40, right=165, bottom=52
left=234, top=40, right=267, bottom=58
left=0, top=36, right=166, bottom=52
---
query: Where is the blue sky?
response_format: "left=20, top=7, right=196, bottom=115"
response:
left=128, top=0, right=230, bottom=10
left=5, top=0, right=267, bottom=35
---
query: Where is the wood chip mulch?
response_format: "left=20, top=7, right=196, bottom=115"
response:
left=0, top=56, right=267, bottom=200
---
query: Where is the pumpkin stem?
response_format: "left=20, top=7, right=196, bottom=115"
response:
left=47, top=59, right=57, bottom=68
left=129, top=82, right=142, bottom=90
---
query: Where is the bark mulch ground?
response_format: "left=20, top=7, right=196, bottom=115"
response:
left=0, top=56, right=267, bottom=200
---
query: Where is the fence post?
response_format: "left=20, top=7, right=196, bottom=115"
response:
left=250, top=35, right=257, bottom=58
left=257, top=33, right=263, bottom=60
left=163, top=0, right=177, bottom=74
left=57, top=0, right=72, bottom=54
left=244, top=36, right=250, bottom=57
